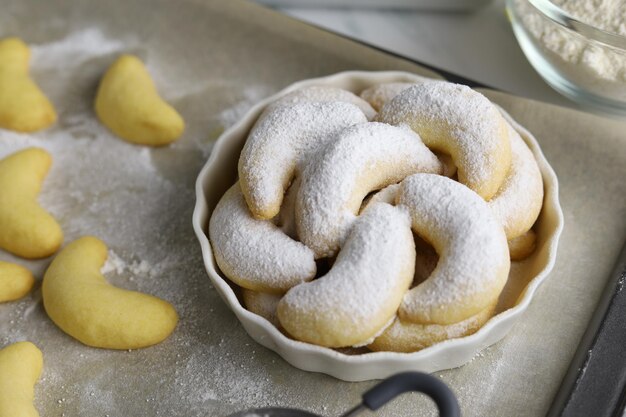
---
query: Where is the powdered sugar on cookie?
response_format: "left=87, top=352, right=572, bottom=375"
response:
left=379, top=82, right=511, bottom=200
left=296, top=122, right=441, bottom=258
left=238, top=101, right=367, bottom=219
left=397, top=174, right=510, bottom=325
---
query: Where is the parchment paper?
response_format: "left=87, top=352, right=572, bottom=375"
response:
left=0, top=1, right=624, bottom=416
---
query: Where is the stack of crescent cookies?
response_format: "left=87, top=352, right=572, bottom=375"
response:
left=209, top=80, right=544, bottom=353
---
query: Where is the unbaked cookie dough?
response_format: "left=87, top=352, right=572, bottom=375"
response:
left=0, top=38, right=56, bottom=132
left=95, top=54, right=185, bottom=146
left=0, top=262, right=34, bottom=303
left=0, top=341, right=43, bottom=417
left=42, top=236, right=178, bottom=349
left=0, top=147, right=63, bottom=259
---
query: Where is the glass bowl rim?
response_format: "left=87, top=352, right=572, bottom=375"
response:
left=521, top=0, right=626, bottom=50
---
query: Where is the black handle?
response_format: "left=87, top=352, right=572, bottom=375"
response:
left=361, top=372, right=460, bottom=417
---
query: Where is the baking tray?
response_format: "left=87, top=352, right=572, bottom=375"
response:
left=0, top=0, right=625, bottom=416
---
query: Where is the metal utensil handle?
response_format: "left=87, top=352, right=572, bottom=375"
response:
left=355, top=371, right=460, bottom=417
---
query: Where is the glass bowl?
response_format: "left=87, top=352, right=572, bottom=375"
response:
left=506, top=0, right=626, bottom=116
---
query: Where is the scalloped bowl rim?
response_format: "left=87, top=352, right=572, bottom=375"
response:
left=192, top=70, right=564, bottom=381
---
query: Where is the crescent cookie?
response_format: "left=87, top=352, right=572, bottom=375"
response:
left=359, top=82, right=460, bottom=180
left=0, top=38, right=56, bottom=132
left=488, top=125, right=543, bottom=241
left=278, top=203, right=415, bottom=348
left=0, top=341, right=43, bottom=417
left=379, top=82, right=512, bottom=200
left=368, top=303, right=497, bottom=352
left=359, top=82, right=416, bottom=112
left=0, top=147, right=63, bottom=259
left=296, top=122, right=442, bottom=258
left=95, top=55, right=185, bottom=146
left=238, top=101, right=367, bottom=219
left=0, top=262, right=35, bottom=303
left=397, top=174, right=510, bottom=325
left=209, top=183, right=316, bottom=294
left=42, top=236, right=178, bottom=349
left=267, top=85, right=376, bottom=120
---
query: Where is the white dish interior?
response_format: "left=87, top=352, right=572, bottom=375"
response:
left=192, top=71, right=564, bottom=381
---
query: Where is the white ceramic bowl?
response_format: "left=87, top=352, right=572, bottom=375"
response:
left=192, top=71, right=564, bottom=381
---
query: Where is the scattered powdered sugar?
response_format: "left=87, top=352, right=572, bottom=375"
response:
left=296, top=121, right=442, bottom=258
left=175, top=349, right=270, bottom=405
left=128, top=259, right=155, bottom=277
left=397, top=174, right=510, bottom=323
left=100, top=250, right=127, bottom=275
left=31, top=28, right=126, bottom=69
left=218, top=85, right=275, bottom=129
left=101, top=249, right=161, bottom=278
left=379, top=82, right=508, bottom=199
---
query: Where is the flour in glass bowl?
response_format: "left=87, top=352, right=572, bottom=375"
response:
left=516, top=0, right=626, bottom=100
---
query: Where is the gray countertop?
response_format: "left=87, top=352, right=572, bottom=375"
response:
left=271, top=0, right=579, bottom=109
